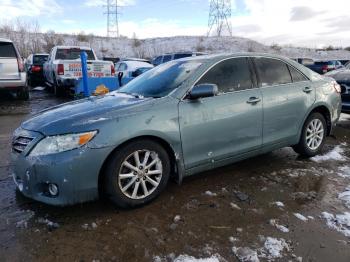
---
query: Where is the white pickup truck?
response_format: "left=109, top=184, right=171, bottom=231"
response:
left=43, top=46, right=115, bottom=95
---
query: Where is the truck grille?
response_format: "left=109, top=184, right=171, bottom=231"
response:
left=12, top=136, right=34, bottom=154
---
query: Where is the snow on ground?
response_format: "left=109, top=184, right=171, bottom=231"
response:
left=311, top=146, right=347, bottom=163
left=338, top=187, right=350, bottom=208
left=272, top=201, right=285, bottom=208
left=154, top=254, right=223, bottom=262
left=204, top=191, right=217, bottom=197
left=338, top=166, right=350, bottom=178
left=259, top=237, right=290, bottom=260
left=232, top=237, right=290, bottom=262
left=269, top=219, right=290, bottom=233
left=232, top=247, right=259, bottom=262
left=321, top=212, right=350, bottom=237
left=294, top=213, right=308, bottom=222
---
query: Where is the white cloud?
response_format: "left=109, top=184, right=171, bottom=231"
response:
left=85, top=0, right=135, bottom=7
left=0, top=0, right=62, bottom=17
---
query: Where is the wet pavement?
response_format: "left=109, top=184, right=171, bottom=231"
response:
left=1, top=89, right=350, bottom=262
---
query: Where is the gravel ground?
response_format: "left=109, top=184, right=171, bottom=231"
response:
left=1, top=89, right=350, bottom=262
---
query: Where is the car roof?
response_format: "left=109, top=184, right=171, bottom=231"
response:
left=33, top=53, right=49, bottom=56
left=0, top=38, right=13, bottom=43
left=55, top=46, right=92, bottom=50
left=119, top=60, right=154, bottom=70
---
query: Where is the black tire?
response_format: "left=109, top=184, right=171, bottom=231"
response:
left=53, top=75, right=65, bottom=97
left=104, top=139, right=170, bottom=208
left=17, top=86, right=29, bottom=100
left=293, top=112, right=327, bottom=157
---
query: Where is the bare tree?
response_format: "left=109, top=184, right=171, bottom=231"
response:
left=43, top=30, right=64, bottom=52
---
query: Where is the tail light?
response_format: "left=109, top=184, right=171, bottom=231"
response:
left=31, top=65, right=41, bottom=73
left=322, top=65, right=329, bottom=73
left=17, top=58, right=24, bottom=72
left=111, top=64, right=115, bottom=76
left=57, top=64, right=64, bottom=75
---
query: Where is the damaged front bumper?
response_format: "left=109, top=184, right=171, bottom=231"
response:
left=11, top=128, right=112, bottom=206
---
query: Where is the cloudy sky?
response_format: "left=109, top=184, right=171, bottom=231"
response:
left=0, top=0, right=350, bottom=47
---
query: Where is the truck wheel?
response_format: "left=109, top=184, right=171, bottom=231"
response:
left=17, top=85, right=30, bottom=100
left=53, top=76, right=64, bottom=97
left=104, top=139, right=170, bottom=208
left=292, top=112, right=326, bottom=157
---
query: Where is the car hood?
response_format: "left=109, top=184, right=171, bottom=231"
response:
left=21, top=93, right=154, bottom=136
left=325, top=69, right=350, bottom=82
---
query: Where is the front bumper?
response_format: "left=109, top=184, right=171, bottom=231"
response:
left=11, top=129, right=113, bottom=206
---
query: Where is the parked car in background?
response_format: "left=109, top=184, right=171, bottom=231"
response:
left=152, top=52, right=206, bottom=66
left=25, top=53, right=49, bottom=87
left=305, top=60, right=343, bottom=74
left=293, top=58, right=314, bottom=66
left=43, top=46, right=115, bottom=96
left=325, top=63, right=350, bottom=113
left=12, top=53, right=341, bottom=208
left=115, top=60, right=154, bottom=86
left=0, top=38, right=28, bottom=100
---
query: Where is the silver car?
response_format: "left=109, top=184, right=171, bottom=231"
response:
left=0, top=38, right=28, bottom=99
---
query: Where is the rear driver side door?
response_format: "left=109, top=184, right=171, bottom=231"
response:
left=179, top=57, right=263, bottom=170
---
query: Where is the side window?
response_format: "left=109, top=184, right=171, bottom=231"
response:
left=196, top=57, right=254, bottom=93
left=153, top=56, right=162, bottom=65
left=288, top=65, right=308, bottom=82
left=162, top=55, right=172, bottom=63
left=255, top=58, right=292, bottom=87
left=118, top=63, right=127, bottom=71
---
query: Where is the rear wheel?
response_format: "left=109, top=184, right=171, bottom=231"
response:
left=104, top=140, right=170, bottom=208
left=293, top=112, right=326, bottom=157
left=17, top=85, right=29, bottom=100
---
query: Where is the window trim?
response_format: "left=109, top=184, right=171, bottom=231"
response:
left=182, top=56, right=258, bottom=100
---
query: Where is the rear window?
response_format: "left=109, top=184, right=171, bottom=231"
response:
left=33, top=55, right=48, bottom=65
left=255, top=58, right=292, bottom=86
left=174, top=53, right=192, bottom=60
left=314, top=61, right=328, bottom=65
left=55, top=49, right=95, bottom=60
left=0, top=42, right=17, bottom=58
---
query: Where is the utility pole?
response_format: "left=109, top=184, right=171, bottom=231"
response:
left=104, top=0, right=121, bottom=38
left=207, top=0, right=232, bottom=37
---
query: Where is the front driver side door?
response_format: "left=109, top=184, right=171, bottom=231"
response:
left=178, top=57, right=263, bottom=170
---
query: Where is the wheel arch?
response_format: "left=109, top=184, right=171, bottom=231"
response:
left=98, top=135, right=183, bottom=196
left=300, top=104, right=332, bottom=138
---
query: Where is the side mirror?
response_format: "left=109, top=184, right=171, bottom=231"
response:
left=189, top=84, right=218, bottom=100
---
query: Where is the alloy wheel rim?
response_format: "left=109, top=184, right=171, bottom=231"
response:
left=118, top=150, right=163, bottom=200
left=306, top=119, right=324, bottom=150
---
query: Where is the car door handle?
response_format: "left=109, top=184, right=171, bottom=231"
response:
left=303, top=87, right=313, bottom=93
left=246, top=97, right=261, bottom=104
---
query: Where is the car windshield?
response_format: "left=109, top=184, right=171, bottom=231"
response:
left=55, top=49, right=95, bottom=60
left=116, top=61, right=202, bottom=98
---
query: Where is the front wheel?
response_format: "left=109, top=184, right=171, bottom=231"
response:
left=293, top=112, right=327, bottom=157
left=104, top=140, right=170, bottom=208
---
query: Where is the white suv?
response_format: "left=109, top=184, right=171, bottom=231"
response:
left=0, top=38, right=28, bottom=100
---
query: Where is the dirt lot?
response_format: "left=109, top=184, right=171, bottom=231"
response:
left=1, top=89, right=350, bottom=262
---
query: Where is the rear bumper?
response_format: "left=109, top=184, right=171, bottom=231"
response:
left=0, top=73, right=26, bottom=90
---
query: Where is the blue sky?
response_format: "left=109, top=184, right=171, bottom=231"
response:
left=1, top=0, right=350, bottom=47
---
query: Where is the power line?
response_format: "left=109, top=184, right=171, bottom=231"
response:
left=104, top=0, right=121, bottom=38
left=207, top=0, right=232, bottom=37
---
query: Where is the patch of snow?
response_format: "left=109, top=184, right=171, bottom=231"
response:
left=273, top=201, right=285, bottom=208
left=338, top=166, right=350, bottom=178
left=338, top=187, right=350, bottom=208
left=259, top=237, right=290, bottom=260
left=311, top=146, right=346, bottom=163
left=307, top=216, right=315, bottom=220
left=232, top=247, right=260, bottom=262
left=171, top=254, right=222, bottom=262
left=229, top=236, right=239, bottom=243
left=174, top=215, right=181, bottom=223
left=269, top=219, right=289, bottom=233
left=204, top=191, right=217, bottom=197
left=294, top=213, right=308, bottom=222
left=230, top=202, right=241, bottom=210
left=321, top=211, right=350, bottom=237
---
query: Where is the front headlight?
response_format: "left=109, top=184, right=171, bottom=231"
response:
left=29, top=131, right=97, bottom=157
